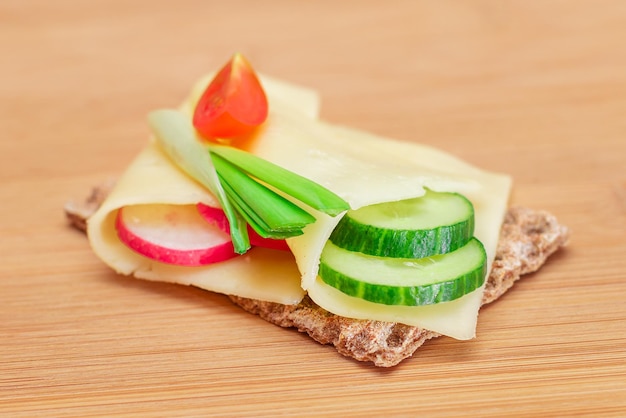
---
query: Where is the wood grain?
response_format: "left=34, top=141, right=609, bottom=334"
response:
left=1, top=0, right=625, bottom=416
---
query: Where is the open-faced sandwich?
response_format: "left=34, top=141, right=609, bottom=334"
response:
left=66, top=54, right=569, bottom=367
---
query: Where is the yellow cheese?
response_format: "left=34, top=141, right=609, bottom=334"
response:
left=88, top=73, right=511, bottom=340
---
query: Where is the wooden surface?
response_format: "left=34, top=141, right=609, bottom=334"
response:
left=2, top=1, right=625, bottom=416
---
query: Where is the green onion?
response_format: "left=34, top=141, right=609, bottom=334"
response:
left=209, top=144, right=350, bottom=216
left=211, top=153, right=315, bottom=237
left=148, top=109, right=250, bottom=253
left=217, top=173, right=305, bottom=239
left=147, top=108, right=351, bottom=254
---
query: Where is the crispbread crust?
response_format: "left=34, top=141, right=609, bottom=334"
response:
left=66, top=186, right=569, bottom=367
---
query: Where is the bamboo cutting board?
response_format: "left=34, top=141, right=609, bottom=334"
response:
left=1, top=1, right=625, bottom=416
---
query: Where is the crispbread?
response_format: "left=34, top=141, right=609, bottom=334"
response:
left=66, top=186, right=569, bottom=367
left=229, top=206, right=569, bottom=366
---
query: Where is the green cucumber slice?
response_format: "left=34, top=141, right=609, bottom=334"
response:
left=329, top=190, right=474, bottom=259
left=318, top=238, right=487, bottom=306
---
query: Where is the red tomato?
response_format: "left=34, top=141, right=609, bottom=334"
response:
left=193, top=53, right=268, bottom=140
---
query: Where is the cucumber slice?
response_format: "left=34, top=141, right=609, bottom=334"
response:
left=318, top=238, right=487, bottom=306
left=329, top=190, right=475, bottom=259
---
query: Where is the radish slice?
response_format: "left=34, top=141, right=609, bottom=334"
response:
left=116, top=204, right=238, bottom=266
left=196, top=203, right=290, bottom=252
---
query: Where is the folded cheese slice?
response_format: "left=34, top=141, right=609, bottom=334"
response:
left=87, top=73, right=511, bottom=340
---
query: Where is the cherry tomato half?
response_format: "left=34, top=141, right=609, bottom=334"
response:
left=193, top=53, right=268, bottom=140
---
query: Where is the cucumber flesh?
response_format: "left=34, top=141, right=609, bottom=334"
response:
left=318, top=238, right=487, bottom=306
left=329, top=189, right=474, bottom=259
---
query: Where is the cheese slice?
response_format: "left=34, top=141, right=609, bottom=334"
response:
left=88, top=73, right=511, bottom=340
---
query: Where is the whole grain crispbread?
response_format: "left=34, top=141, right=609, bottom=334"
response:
left=66, top=186, right=569, bottom=367
left=229, top=206, right=569, bottom=366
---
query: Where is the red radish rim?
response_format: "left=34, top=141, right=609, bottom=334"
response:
left=115, top=206, right=239, bottom=266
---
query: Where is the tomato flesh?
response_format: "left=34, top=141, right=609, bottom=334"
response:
left=193, top=53, right=268, bottom=139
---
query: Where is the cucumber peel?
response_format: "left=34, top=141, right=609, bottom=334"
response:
left=319, top=238, right=487, bottom=306
left=329, top=189, right=474, bottom=259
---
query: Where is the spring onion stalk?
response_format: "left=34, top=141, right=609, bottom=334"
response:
left=148, top=108, right=351, bottom=253
left=211, top=153, right=315, bottom=237
left=218, top=174, right=305, bottom=239
left=209, top=144, right=350, bottom=216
